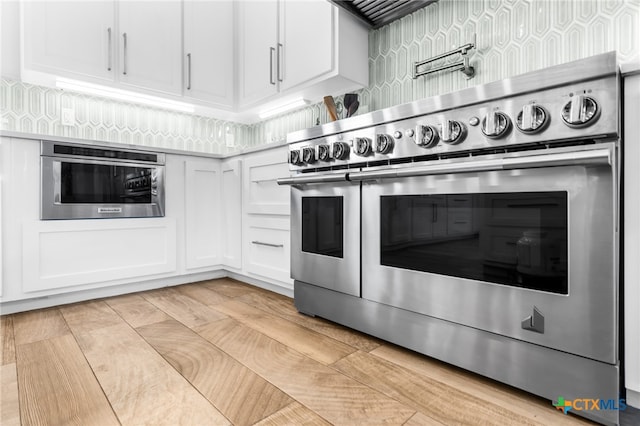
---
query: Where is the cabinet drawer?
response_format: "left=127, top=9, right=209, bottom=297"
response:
left=243, top=148, right=290, bottom=215
left=245, top=216, right=291, bottom=285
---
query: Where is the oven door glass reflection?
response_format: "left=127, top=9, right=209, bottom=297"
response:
left=302, top=196, right=344, bottom=258
left=380, top=192, right=568, bottom=294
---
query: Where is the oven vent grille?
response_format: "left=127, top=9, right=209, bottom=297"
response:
left=328, top=0, right=438, bottom=29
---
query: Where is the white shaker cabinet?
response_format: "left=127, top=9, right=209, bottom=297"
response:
left=118, top=1, right=183, bottom=96
left=23, top=1, right=183, bottom=96
left=221, top=159, right=243, bottom=269
left=237, top=0, right=368, bottom=108
left=183, top=0, right=234, bottom=108
left=22, top=1, right=115, bottom=83
left=278, top=0, right=333, bottom=91
left=241, top=146, right=292, bottom=291
left=184, top=158, right=222, bottom=270
left=237, top=0, right=279, bottom=107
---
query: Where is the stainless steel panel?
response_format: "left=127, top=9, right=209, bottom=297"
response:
left=288, top=75, right=619, bottom=172
left=360, top=143, right=618, bottom=364
left=287, top=52, right=617, bottom=145
left=40, top=156, right=165, bottom=220
left=295, top=280, right=620, bottom=426
left=291, top=180, right=360, bottom=296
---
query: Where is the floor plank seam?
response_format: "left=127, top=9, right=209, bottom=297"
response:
left=59, top=304, right=125, bottom=426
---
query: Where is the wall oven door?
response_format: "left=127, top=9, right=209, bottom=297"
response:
left=288, top=173, right=360, bottom=297
left=354, top=143, right=618, bottom=364
left=41, top=142, right=165, bottom=220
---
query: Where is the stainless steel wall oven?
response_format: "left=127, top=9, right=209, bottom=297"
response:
left=279, top=52, right=622, bottom=425
left=41, top=141, right=165, bottom=219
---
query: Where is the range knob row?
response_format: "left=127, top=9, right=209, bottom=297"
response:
left=290, top=96, right=600, bottom=165
left=290, top=141, right=351, bottom=165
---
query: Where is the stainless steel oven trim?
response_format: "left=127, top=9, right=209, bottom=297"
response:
left=41, top=140, right=165, bottom=165
left=295, top=280, right=620, bottom=426
left=290, top=180, right=361, bottom=297
left=360, top=142, right=618, bottom=364
left=349, top=145, right=612, bottom=181
left=41, top=155, right=166, bottom=220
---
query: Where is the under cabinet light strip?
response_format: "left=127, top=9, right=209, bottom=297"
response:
left=258, top=98, right=309, bottom=119
left=55, top=78, right=196, bottom=113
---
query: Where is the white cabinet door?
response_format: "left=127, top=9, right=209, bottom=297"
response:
left=243, top=148, right=290, bottom=215
left=221, top=158, right=242, bottom=269
left=245, top=215, right=291, bottom=286
left=22, top=1, right=115, bottom=83
left=183, top=0, right=234, bottom=108
left=118, top=1, right=183, bottom=95
left=279, top=0, right=333, bottom=91
left=185, top=159, right=221, bottom=270
left=237, top=0, right=278, bottom=106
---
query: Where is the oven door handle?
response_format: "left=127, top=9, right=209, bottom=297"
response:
left=348, top=148, right=612, bottom=181
left=277, top=174, right=348, bottom=185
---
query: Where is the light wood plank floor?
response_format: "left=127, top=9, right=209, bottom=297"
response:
left=0, top=278, right=616, bottom=425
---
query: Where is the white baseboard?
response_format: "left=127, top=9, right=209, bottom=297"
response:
left=627, top=388, right=640, bottom=409
left=0, top=269, right=293, bottom=314
left=225, top=271, right=293, bottom=298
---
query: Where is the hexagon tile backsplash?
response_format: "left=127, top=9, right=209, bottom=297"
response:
left=2, top=0, right=638, bottom=154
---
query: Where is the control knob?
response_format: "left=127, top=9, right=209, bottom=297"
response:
left=302, top=147, right=316, bottom=164
left=415, top=125, right=439, bottom=148
left=441, top=120, right=466, bottom=145
left=354, top=137, right=372, bottom=156
left=516, top=104, right=548, bottom=134
left=317, top=144, right=331, bottom=162
left=375, top=134, right=394, bottom=154
left=561, top=95, right=600, bottom=128
left=481, top=111, right=511, bottom=139
left=332, top=142, right=350, bottom=160
left=289, top=150, right=303, bottom=165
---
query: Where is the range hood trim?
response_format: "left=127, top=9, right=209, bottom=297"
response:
left=328, top=0, right=439, bottom=29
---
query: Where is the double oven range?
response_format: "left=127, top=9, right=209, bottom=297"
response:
left=279, top=52, right=622, bottom=425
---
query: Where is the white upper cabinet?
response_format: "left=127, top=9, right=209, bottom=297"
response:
left=183, top=0, right=234, bottom=108
left=22, top=0, right=182, bottom=96
left=118, top=1, right=183, bottom=95
left=21, top=0, right=367, bottom=120
left=238, top=0, right=368, bottom=109
left=237, top=0, right=279, bottom=106
left=278, top=0, right=333, bottom=91
left=22, top=1, right=115, bottom=83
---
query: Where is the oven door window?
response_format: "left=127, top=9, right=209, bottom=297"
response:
left=302, top=197, right=344, bottom=258
left=60, top=162, right=154, bottom=204
left=380, top=192, right=568, bottom=294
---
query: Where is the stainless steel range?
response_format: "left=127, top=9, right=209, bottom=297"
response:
left=278, top=52, right=622, bottom=425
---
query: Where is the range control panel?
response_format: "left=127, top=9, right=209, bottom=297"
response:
left=288, top=76, right=618, bottom=171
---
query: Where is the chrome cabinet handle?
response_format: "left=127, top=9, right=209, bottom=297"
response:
left=269, top=47, right=276, bottom=85
left=122, top=32, right=127, bottom=75
left=107, top=28, right=112, bottom=71
left=186, top=53, right=191, bottom=90
left=277, top=43, right=283, bottom=82
left=251, top=240, right=283, bottom=248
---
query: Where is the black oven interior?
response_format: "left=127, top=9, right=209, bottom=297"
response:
left=380, top=191, right=568, bottom=294
left=60, top=162, right=154, bottom=204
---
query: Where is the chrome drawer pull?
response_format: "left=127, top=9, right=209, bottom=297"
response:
left=251, top=241, right=283, bottom=248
